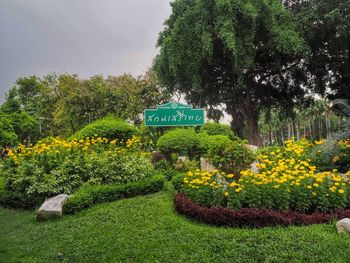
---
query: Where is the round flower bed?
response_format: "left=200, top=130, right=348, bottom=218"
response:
left=175, top=139, right=350, bottom=227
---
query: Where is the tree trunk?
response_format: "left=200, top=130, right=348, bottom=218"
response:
left=228, top=108, right=245, bottom=138
left=245, top=111, right=260, bottom=146
left=288, top=124, right=291, bottom=139
left=241, top=80, right=260, bottom=146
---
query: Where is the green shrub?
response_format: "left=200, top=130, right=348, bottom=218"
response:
left=203, top=136, right=255, bottom=176
left=63, top=174, right=165, bottom=214
left=156, top=128, right=204, bottom=160
left=72, top=117, right=137, bottom=142
left=200, top=122, right=238, bottom=141
left=171, top=172, right=185, bottom=191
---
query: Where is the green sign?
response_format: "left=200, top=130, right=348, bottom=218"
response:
left=144, top=102, right=205, bottom=127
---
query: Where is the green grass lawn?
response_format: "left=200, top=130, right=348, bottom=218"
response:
left=1, top=185, right=350, bottom=263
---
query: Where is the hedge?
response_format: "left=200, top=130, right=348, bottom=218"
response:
left=0, top=189, right=43, bottom=209
left=174, top=193, right=350, bottom=228
left=63, top=174, right=165, bottom=214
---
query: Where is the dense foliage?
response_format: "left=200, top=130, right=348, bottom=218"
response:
left=0, top=72, right=170, bottom=142
left=0, top=136, right=154, bottom=206
left=0, top=115, right=18, bottom=147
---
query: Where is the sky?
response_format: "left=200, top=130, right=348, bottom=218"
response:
left=0, top=0, right=172, bottom=103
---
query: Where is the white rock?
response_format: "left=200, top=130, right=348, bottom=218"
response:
left=36, top=194, right=69, bottom=221
left=247, top=145, right=259, bottom=151
left=336, top=218, right=350, bottom=233
left=250, top=161, right=259, bottom=174
left=200, top=157, right=216, bottom=172
left=178, top=156, right=188, bottom=163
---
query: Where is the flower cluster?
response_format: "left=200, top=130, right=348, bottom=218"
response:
left=5, top=135, right=144, bottom=165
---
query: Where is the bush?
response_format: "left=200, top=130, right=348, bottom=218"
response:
left=0, top=137, right=154, bottom=207
left=72, top=117, right=137, bottom=142
left=63, top=174, right=165, bottom=214
left=202, top=136, right=255, bottom=176
left=200, top=122, right=238, bottom=141
left=171, top=172, right=185, bottom=191
left=156, top=128, right=204, bottom=160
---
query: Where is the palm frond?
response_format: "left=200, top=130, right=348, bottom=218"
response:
left=331, top=99, right=350, bottom=118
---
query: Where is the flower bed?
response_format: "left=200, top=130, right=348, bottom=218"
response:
left=175, top=139, right=350, bottom=227
left=174, top=193, right=350, bottom=228
left=0, top=135, right=156, bottom=208
left=181, top=139, right=350, bottom=213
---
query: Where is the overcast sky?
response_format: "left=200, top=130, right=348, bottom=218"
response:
left=0, top=0, right=172, bottom=103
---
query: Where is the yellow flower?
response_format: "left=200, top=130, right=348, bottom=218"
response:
left=339, top=189, right=345, bottom=194
left=224, top=192, right=229, bottom=197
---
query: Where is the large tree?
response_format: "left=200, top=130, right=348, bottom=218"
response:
left=155, top=0, right=308, bottom=145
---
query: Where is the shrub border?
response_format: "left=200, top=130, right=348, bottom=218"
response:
left=174, top=193, right=350, bottom=228
left=63, top=174, right=165, bottom=214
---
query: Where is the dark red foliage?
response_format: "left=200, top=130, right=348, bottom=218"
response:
left=174, top=193, right=350, bottom=228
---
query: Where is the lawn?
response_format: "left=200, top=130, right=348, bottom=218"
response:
left=1, top=185, right=350, bottom=263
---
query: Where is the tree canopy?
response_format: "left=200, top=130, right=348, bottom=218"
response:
left=285, top=0, right=350, bottom=100
left=155, top=0, right=308, bottom=145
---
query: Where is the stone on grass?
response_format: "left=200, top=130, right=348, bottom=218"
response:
left=36, top=194, right=69, bottom=221
left=336, top=218, right=350, bottom=233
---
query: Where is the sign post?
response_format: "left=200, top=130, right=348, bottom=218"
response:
left=144, top=102, right=205, bottom=127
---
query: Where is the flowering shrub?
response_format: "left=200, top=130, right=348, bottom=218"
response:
left=181, top=139, right=350, bottom=213
left=0, top=135, right=153, bottom=206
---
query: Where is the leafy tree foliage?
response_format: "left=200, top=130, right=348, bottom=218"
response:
left=0, top=71, right=170, bottom=140
left=0, top=115, right=18, bottom=147
left=155, top=0, right=307, bottom=145
left=285, top=0, right=350, bottom=100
